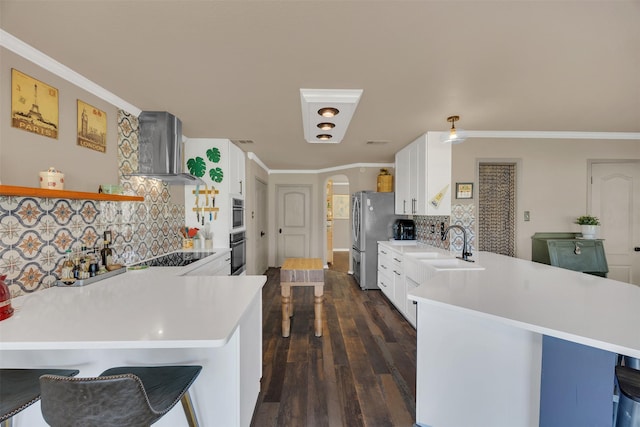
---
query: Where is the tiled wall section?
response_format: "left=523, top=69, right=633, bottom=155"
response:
left=414, top=203, right=476, bottom=253
left=0, top=110, right=184, bottom=298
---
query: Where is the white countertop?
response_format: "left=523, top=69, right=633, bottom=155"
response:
left=400, top=243, right=640, bottom=358
left=0, top=250, right=264, bottom=351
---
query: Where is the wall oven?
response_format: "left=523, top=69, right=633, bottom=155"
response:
left=232, top=198, right=244, bottom=230
left=230, top=230, right=246, bottom=275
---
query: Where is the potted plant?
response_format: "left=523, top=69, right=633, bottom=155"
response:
left=576, top=215, right=600, bottom=239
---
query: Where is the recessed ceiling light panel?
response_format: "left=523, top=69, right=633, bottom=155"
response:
left=300, top=88, right=363, bottom=144
left=318, top=107, right=339, bottom=117
left=317, top=122, right=335, bottom=130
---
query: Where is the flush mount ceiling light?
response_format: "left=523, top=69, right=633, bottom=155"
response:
left=300, top=88, right=363, bottom=144
left=441, top=115, right=468, bottom=144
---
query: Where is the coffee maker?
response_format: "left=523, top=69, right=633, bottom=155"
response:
left=392, top=219, right=416, bottom=240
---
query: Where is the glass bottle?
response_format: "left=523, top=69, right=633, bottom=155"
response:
left=101, top=231, right=113, bottom=267
left=61, top=250, right=76, bottom=285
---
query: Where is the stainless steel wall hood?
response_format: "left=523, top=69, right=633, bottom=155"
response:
left=127, top=111, right=203, bottom=185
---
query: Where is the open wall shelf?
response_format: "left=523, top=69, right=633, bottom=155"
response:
left=0, top=185, right=144, bottom=202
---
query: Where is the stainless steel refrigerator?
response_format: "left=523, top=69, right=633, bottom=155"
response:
left=351, top=191, right=399, bottom=290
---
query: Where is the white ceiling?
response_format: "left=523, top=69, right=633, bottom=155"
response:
left=2, top=1, right=639, bottom=170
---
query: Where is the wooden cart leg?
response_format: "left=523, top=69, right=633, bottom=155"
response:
left=314, top=284, right=324, bottom=337
left=281, top=285, right=291, bottom=337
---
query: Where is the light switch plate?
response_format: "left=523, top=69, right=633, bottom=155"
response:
left=524, top=211, right=530, bottom=221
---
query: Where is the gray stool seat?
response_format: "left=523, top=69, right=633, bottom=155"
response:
left=39, top=365, right=201, bottom=427
left=616, top=365, right=640, bottom=427
left=0, top=368, right=79, bottom=425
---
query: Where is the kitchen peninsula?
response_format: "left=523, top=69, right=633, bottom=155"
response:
left=404, top=246, right=640, bottom=427
left=0, top=257, right=265, bottom=427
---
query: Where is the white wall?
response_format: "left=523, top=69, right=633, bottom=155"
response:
left=0, top=48, right=120, bottom=191
left=452, top=138, right=640, bottom=260
left=267, top=166, right=393, bottom=267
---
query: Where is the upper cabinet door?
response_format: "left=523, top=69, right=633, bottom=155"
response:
left=394, top=132, right=451, bottom=216
left=229, top=143, right=246, bottom=198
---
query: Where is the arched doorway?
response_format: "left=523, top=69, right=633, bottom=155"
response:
left=325, top=174, right=349, bottom=272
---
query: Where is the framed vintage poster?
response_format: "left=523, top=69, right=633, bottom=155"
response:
left=77, top=100, right=107, bottom=153
left=11, top=69, right=59, bottom=139
left=456, top=182, right=474, bottom=199
left=333, top=194, right=350, bottom=219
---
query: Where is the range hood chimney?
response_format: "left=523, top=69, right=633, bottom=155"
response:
left=128, top=111, right=203, bottom=185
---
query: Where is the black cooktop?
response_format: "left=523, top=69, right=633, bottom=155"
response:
left=133, top=252, right=213, bottom=267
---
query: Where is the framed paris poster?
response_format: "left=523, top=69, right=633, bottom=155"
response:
left=77, top=100, right=107, bottom=153
left=11, top=69, right=59, bottom=139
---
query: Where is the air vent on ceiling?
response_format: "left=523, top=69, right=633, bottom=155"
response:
left=232, top=139, right=254, bottom=144
left=366, top=140, right=390, bottom=145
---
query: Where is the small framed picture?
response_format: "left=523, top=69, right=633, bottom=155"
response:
left=456, top=182, right=473, bottom=199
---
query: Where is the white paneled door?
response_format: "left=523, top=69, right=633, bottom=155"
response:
left=276, top=185, right=311, bottom=266
left=590, top=161, right=640, bottom=285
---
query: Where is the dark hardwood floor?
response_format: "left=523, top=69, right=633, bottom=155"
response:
left=250, top=252, right=417, bottom=427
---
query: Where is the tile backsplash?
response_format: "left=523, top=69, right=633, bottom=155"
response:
left=414, top=203, right=476, bottom=253
left=0, top=110, right=184, bottom=298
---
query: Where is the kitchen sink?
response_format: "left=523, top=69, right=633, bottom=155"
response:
left=420, top=257, right=485, bottom=271
left=407, top=252, right=442, bottom=259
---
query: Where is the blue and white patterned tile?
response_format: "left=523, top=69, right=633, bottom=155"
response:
left=37, top=214, right=58, bottom=242
left=79, top=226, right=100, bottom=249
left=79, top=200, right=99, bottom=223
left=68, top=215, right=86, bottom=239
left=135, top=203, right=148, bottom=222
left=100, top=201, right=119, bottom=225
left=0, top=214, right=22, bottom=247
left=38, top=244, right=59, bottom=273
left=51, top=228, right=75, bottom=254
left=50, top=199, right=75, bottom=226
left=14, top=230, right=46, bottom=260
left=0, top=249, right=24, bottom=282
left=14, top=261, right=47, bottom=293
left=13, top=198, right=45, bottom=227
left=0, top=195, right=19, bottom=213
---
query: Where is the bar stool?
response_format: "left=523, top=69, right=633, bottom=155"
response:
left=39, top=365, right=201, bottom=427
left=0, top=368, right=79, bottom=427
left=615, top=365, right=640, bottom=427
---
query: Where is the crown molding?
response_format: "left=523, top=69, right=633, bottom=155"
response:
left=271, top=162, right=395, bottom=175
left=1, top=29, right=141, bottom=115
left=465, top=130, right=640, bottom=140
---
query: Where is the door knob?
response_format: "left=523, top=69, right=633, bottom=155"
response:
left=635, top=247, right=640, bottom=252
left=279, top=228, right=282, bottom=234
left=261, top=231, right=265, bottom=237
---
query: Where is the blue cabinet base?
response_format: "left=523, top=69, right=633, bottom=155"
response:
left=540, top=335, right=617, bottom=427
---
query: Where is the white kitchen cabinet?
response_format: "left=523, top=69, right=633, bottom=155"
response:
left=182, top=250, right=231, bottom=276
left=229, top=142, right=246, bottom=198
left=377, top=243, right=408, bottom=321
left=377, top=245, right=395, bottom=300
left=394, top=131, right=451, bottom=216
left=377, top=242, right=418, bottom=328
left=185, top=138, right=244, bottom=249
left=394, top=143, right=418, bottom=215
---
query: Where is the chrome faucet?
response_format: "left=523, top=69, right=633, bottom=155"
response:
left=441, top=224, right=474, bottom=262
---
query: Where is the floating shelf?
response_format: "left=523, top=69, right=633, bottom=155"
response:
left=0, top=185, right=144, bottom=202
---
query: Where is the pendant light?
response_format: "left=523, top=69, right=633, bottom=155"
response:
left=441, top=115, right=467, bottom=144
